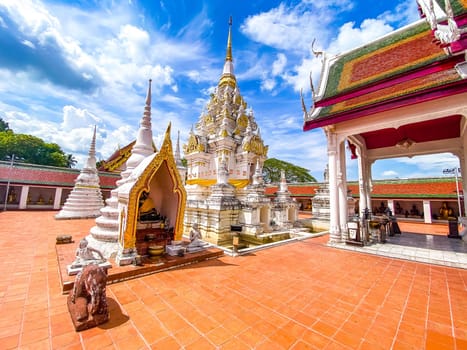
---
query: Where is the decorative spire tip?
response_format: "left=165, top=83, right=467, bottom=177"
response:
left=145, top=79, right=152, bottom=106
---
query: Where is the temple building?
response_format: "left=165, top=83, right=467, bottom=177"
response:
left=302, top=0, right=467, bottom=243
left=183, top=19, right=298, bottom=246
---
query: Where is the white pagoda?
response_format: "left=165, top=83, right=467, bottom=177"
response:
left=86, top=80, right=156, bottom=258
left=55, top=126, right=105, bottom=219
left=183, top=18, right=298, bottom=246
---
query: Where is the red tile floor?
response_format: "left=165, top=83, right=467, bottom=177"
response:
left=0, top=211, right=465, bottom=349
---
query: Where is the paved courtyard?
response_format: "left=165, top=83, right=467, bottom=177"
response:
left=0, top=211, right=466, bottom=349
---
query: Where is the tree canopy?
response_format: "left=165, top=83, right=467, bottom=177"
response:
left=0, top=118, right=76, bottom=168
left=262, top=158, right=316, bottom=183
left=0, top=118, right=10, bottom=132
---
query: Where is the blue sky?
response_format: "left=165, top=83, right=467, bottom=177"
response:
left=0, top=0, right=459, bottom=181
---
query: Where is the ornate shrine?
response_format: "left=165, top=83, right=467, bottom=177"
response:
left=115, top=123, right=186, bottom=265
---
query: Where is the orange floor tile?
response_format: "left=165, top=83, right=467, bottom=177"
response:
left=0, top=211, right=465, bottom=349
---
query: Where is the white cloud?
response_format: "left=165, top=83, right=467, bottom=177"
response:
left=62, top=105, right=100, bottom=130
left=117, top=24, right=150, bottom=63
left=303, top=0, right=354, bottom=11
left=21, top=39, right=35, bottom=49
left=240, top=3, right=332, bottom=53
left=3, top=0, right=60, bottom=36
left=327, top=19, right=394, bottom=54
left=283, top=55, right=322, bottom=93
left=382, top=170, right=399, bottom=178
left=238, top=1, right=401, bottom=93
left=272, top=53, right=287, bottom=76
left=396, top=153, right=459, bottom=172
left=378, top=0, right=420, bottom=25
left=261, top=78, right=276, bottom=92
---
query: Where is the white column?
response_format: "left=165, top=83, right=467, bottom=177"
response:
left=423, top=200, right=432, bottom=223
left=366, top=161, right=374, bottom=213
left=54, top=187, right=63, bottom=210
left=338, top=140, right=348, bottom=240
left=326, top=126, right=340, bottom=243
left=387, top=199, right=395, bottom=215
left=458, top=151, right=466, bottom=218
left=459, top=120, right=467, bottom=217
left=357, top=146, right=369, bottom=214
left=19, top=185, right=29, bottom=209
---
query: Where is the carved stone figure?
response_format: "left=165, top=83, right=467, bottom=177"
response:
left=71, top=238, right=105, bottom=268
left=187, top=223, right=208, bottom=251
left=188, top=223, right=202, bottom=246
left=67, top=263, right=109, bottom=331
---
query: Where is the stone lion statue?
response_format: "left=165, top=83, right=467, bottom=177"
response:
left=67, top=263, right=109, bottom=331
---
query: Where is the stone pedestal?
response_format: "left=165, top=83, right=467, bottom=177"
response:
left=67, top=295, right=109, bottom=331
left=115, top=247, right=137, bottom=266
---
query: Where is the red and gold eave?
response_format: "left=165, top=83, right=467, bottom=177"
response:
left=303, top=20, right=467, bottom=133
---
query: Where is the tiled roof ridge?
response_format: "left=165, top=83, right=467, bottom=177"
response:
left=321, top=21, right=445, bottom=99
left=283, top=176, right=459, bottom=186
left=0, top=161, right=81, bottom=174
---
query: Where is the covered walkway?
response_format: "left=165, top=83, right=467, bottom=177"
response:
left=331, top=221, right=467, bottom=269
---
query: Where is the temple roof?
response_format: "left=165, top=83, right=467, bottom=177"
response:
left=98, top=140, right=158, bottom=173
left=265, top=177, right=462, bottom=199
left=0, top=161, right=119, bottom=188
left=304, top=1, right=467, bottom=131
left=98, top=141, right=135, bottom=172
left=321, top=22, right=448, bottom=100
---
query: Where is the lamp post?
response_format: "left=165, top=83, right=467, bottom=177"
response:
left=3, top=154, right=16, bottom=211
left=443, top=167, right=462, bottom=217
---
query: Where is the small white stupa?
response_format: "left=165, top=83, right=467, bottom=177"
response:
left=272, top=169, right=298, bottom=229
left=86, top=79, right=156, bottom=258
left=55, top=126, right=105, bottom=219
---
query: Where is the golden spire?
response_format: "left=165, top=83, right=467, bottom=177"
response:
left=225, top=16, right=233, bottom=62
left=219, top=16, right=236, bottom=88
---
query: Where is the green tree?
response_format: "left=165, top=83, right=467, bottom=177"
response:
left=262, top=158, right=317, bottom=184
left=0, top=132, right=69, bottom=167
left=0, top=118, right=10, bottom=132
left=66, top=154, right=78, bottom=168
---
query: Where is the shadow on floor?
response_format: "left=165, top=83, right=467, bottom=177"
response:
left=98, top=298, right=129, bottom=330
left=387, top=232, right=467, bottom=253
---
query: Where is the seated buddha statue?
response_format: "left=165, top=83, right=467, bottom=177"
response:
left=438, top=202, right=454, bottom=220
left=138, top=191, right=161, bottom=222
left=37, top=194, right=45, bottom=205
left=7, top=188, right=17, bottom=203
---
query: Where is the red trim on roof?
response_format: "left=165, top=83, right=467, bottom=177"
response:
left=316, top=57, right=462, bottom=108
left=303, top=81, right=467, bottom=132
